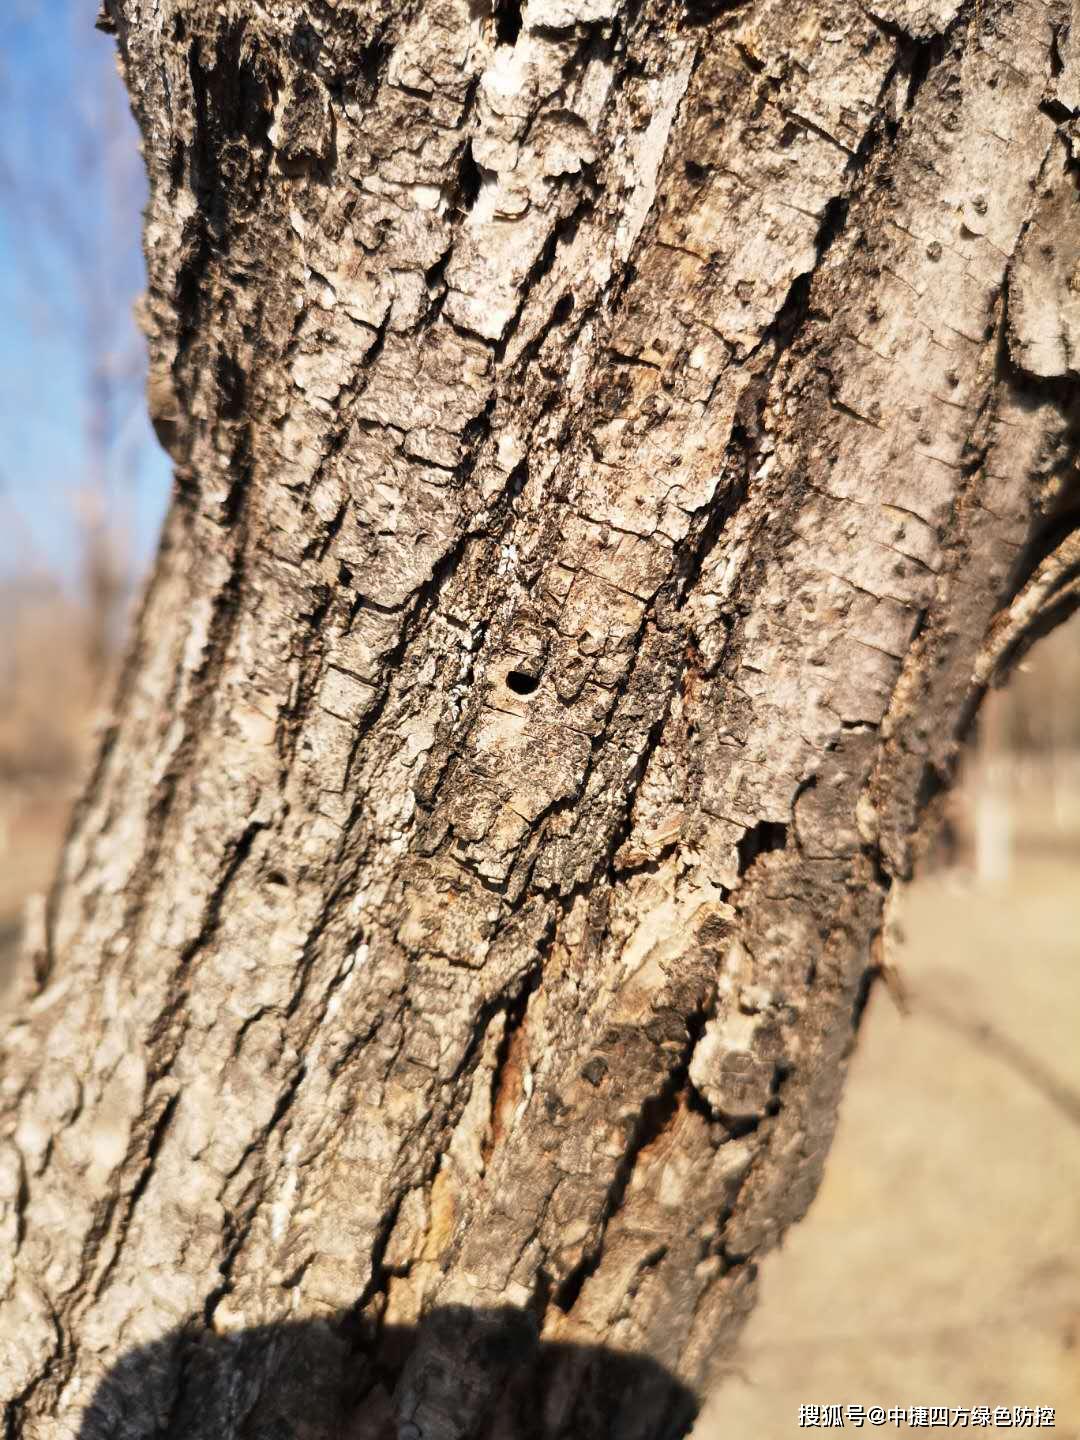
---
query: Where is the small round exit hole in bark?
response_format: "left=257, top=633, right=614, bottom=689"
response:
left=506, top=670, right=540, bottom=696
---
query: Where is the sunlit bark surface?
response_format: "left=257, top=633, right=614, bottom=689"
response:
left=2, top=0, right=1079, bottom=1433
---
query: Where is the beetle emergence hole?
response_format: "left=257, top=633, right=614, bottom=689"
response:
left=506, top=670, right=540, bottom=696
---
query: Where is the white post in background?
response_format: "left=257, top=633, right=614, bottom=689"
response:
left=974, top=691, right=1012, bottom=888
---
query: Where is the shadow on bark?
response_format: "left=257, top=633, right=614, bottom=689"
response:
left=74, top=1303, right=699, bottom=1440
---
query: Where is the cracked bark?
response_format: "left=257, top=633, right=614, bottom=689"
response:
left=4, top=0, right=1080, bottom=1435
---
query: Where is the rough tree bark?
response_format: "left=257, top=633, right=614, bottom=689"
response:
left=3, top=0, right=1080, bottom=1434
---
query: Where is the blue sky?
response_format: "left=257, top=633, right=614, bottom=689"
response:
left=0, top=0, right=171, bottom=585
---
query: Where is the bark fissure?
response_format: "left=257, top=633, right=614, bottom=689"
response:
left=5, top=0, right=1080, bottom=1434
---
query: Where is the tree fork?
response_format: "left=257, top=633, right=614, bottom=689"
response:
left=3, top=0, right=1080, bottom=1434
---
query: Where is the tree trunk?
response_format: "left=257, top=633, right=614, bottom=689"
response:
left=4, top=0, right=1079, bottom=1434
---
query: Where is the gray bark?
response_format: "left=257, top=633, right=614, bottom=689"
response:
left=3, top=0, right=1079, bottom=1434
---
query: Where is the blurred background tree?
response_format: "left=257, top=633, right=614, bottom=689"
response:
left=0, top=0, right=169, bottom=939
left=0, top=0, right=169, bottom=577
